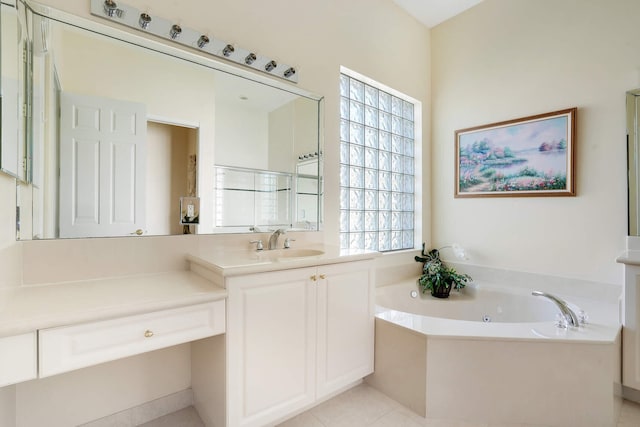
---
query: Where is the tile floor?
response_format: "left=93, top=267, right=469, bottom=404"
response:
left=142, top=383, right=640, bottom=427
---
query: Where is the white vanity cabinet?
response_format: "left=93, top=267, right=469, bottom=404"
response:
left=0, top=332, right=37, bottom=387
left=225, top=259, right=374, bottom=427
left=39, top=301, right=225, bottom=378
left=315, top=261, right=375, bottom=398
left=622, top=262, right=640, bottom=390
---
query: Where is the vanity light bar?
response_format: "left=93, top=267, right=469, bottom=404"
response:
left=89, top=0, right=298, bottom=83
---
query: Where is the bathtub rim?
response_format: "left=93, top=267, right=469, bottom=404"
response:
left=375, top=278, right=621, bottom=344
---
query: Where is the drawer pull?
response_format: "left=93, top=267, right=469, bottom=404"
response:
left=144, top=330, right=154, bottom=338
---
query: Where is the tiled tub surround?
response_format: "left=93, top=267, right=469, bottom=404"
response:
left=367, top=266, right=622, bottom=427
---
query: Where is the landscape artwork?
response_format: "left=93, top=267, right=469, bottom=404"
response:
left=455, top=108, right=576, bottom=198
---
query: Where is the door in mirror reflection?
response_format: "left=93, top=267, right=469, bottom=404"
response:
left=58, top=92, right=147, bottom=237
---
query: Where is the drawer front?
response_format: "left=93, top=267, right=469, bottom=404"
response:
left=39, top=301, right=225, bottom=377
left=0, top=332, right=37, bottom=387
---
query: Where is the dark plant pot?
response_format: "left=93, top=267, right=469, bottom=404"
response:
left=431, top=286, right=451, bottom=299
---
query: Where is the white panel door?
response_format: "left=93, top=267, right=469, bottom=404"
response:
left=59, top=92, right=146, bottom=237
left=226, top=267, right=317, bottom=427
left=316, top=260, right=375, bottom=398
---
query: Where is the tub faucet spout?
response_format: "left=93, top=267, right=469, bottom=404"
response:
left=268, top=228, right=287, bottom=250
left=532, top=291, right=580, bottom=327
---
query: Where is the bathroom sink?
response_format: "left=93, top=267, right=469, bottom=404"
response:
left=257, top=248, right=325, bottom=260
left=277, top=249, right=324, bottom=258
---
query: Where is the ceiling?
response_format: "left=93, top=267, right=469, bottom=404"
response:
left=392, top=0, right=484, bottom=28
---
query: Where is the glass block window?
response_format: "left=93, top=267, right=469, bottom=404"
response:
left=339, top=72, right=416, bottom=252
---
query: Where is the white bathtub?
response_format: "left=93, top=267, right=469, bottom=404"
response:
left=377, top=281, right=560, bottom=323
left=367, top=278, right=622, bottom=427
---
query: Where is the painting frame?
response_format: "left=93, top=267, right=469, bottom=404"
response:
left=454, top=108, right=576, bottom=198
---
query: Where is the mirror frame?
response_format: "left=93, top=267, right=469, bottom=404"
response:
left=628, top=88, right=640, bottom=235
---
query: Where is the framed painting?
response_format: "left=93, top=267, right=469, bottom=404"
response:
left=455, top=108, right=576, bottom=198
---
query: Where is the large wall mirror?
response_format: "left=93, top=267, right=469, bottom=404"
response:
left=11, top=0, right=323, bottom=239
left=628, top=88, right=640, bottom=235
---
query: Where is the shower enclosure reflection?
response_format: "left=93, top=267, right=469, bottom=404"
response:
left=14, top=0, right=322, bottom=239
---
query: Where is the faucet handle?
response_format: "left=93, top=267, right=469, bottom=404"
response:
left=250, top=240, right=264, bottom=251
left=284, top=238, right=296, bottom=249
left=577, top=309, right=589, bottom=325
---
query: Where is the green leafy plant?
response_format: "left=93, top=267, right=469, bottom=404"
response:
left=414, top=243, right=471, bottom=297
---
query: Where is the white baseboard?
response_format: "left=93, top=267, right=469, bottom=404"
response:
left=79, top=389, right=193, bottom=427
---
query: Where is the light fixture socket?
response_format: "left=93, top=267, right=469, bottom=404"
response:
left=245, top=53, right=257, bottom=65
left=138, top=13, right=151, bottom=29
left=90, top=0, right=299, bottom=83
left=169, top=24, right=182, bottom=39
left=222, top=44, right=235, bottom=57
left=197, top=35, right=210, bottom=48
left=264, top=60, right=277, bottom=72
left=103, top=0, right=118, bottom=17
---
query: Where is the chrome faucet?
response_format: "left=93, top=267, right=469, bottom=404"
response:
left=268, top=229, right=287, bottom=250
left=532, top=291, right=580, bottom=327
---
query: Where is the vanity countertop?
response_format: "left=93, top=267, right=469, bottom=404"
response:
left=616, top=250, right=640, bottom=266
left=0, top=271, right=226, bottom=337
left=188, top=245, right=379, bottom=277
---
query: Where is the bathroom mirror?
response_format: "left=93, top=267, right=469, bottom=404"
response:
left=1, top=0, right=25, bottom=179
left=14, top=0, right=322, bottom=239
left=628, top=89, right=640, bottom=235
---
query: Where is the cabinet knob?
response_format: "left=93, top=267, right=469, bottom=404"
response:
left=144, top=329, right=154, bottom=338
left=310, top=275, right=317, bottom=281
left=319, top=274, right=326, bottom=279
left=131, top=229, right=144, bottom=236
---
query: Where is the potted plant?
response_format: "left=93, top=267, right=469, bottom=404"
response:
left=414, top=243, right=471, bottom=298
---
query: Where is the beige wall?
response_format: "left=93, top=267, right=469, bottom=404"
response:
left=0, top=0, right=429, bottom=425
left=431, top=0, right=639, bottom=284
left=215, top=104, right=269, bottom=170
left=269, top=102, right=295, bottom=173
left=15, top=345, right=190, bottom=427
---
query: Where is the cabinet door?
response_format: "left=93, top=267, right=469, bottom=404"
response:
left=227, top=267, right=317, bottom=427
left=316, top=260, right=374, bottom=398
